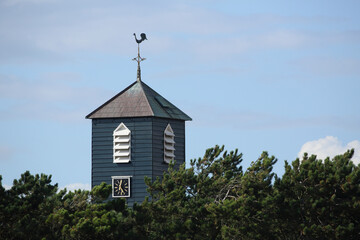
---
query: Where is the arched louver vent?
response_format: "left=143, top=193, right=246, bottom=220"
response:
left=113, top=123, right=131, bottom=163
left=164, top=124, right=175, bottom=163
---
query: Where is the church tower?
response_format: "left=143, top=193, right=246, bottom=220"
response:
left=86, top=34, right=191, bottom=206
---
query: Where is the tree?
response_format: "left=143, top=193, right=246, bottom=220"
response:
left=1, top=146, right=359, bottom=239
left=140, top=146, right=360, bottom=240
left=141, top=145, right=280, bottom=239
left=0, top=171, right=58, bottom=240
left=46, top=183, right=138, bottom=240
left=217, top=151, right=278, bottom=239
left=0, top=175, right=7, bottom=236
left=274, top=149, right=360, bottom=239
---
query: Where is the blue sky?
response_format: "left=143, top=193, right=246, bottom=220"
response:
left=1, top=0, right=359, bottom=190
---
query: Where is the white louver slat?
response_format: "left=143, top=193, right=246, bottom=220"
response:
left=113, top=123, right=131, bottom=163
left=164, top=124, right=175, bottom=163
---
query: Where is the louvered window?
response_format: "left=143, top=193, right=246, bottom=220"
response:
left=164, top=124, right=175, bottom=163
left=113, top=123, right=131, bottom=163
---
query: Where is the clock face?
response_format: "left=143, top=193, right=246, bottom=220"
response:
left=113, top=177, right=130, bottom=197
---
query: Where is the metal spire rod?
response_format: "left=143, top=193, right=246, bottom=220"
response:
left=132, top=33, right=147, bottom=82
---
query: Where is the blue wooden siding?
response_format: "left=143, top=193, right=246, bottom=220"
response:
left=91, top=117, right=185, bottom=206
left=92, top=117, right=152, bottom=206
left=152, top=118, right=185, bottom=178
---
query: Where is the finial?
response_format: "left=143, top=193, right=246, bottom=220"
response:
left=132, top=33, right=147, bottom=82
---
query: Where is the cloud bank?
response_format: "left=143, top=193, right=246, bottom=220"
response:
left=60, top=183, right=91, bottom=192
left=0, top=74, right=111, bottom=122
left=298, top=136, right=360, bottom=165
left=1, top=0, right=358, bottom=64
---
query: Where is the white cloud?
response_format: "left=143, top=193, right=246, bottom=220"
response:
left=60, top=183, right=91, bottom=192
left=186, top=104, right=360, bottom=132
left=294, top=56, right=360, bottom=78
left=0, top=1, right=356, bottom=64
left=0, top=145, right=13, bottom=161
left=3, top=184, right=12, bottom=190
left=298, top=136, right=360, bottom=165
left=0, top=74, right=111, bottom=122
left=1, top=0, right=58, bottom=6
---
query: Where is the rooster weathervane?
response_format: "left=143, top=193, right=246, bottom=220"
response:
left=132, top=33, right=147, bottom=81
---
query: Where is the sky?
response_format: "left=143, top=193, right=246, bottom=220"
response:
left=1, top=0, right=359, bottom=191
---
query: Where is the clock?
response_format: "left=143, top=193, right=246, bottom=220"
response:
left=112, top=177, right=130, bottom=197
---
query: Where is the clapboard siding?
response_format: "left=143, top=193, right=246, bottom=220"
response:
left=92, top=117, right=153, bottom=206
left=152, top=118, right=185, bottom=178
left=93, top=161, right=153, bottom=168
left=93, top=171, right=152, bottom=177
left=91, top=117, right=186, bottom=206
left=92, top=158, right=151, bottom=164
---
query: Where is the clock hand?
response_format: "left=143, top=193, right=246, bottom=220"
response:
left=119, top=180, right=125, bottom=193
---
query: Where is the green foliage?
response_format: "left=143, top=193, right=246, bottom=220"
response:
left=274, top=149, right=360, bottom=239
left=0, top=146, right=359, bottom=239
left=0, top=171, right=58, bottom=240
left=46, top=182, right=136, bottom=240
left=141, top=145, right=279, bottom=239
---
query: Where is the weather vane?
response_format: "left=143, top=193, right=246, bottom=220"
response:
left=132, top=33, right=147, bottom=81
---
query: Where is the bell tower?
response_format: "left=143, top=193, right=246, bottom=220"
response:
left=86, top=34, right=191, bottom=206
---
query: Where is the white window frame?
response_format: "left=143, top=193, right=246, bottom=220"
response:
left=113, top=123, right=131, bottom=163
left=164, top=124, right=175, bottom=164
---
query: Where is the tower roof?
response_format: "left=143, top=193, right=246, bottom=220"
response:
left=86, top=80, right=192, bottom=121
